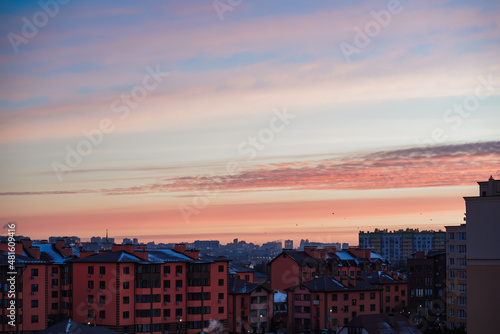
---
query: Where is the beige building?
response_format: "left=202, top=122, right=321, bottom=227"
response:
left=445, top=223, right=467, bottom=331
left=464, top=176, right=500, bottom=334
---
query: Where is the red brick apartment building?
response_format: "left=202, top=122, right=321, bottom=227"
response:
left=1, top=241, right=229, bottom=334
left=228, top=277, right=274, bottom=333
left=270, top=246, right=388, bottom=292
left=285, top=273, right=407, bottom=332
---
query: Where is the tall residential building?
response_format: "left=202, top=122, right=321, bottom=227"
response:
left=284, top=240, right=293, bottom=249
left=359, top=229, right=445, bottom=265
left=445, top=224, right=467, bottom=331
left=407, top=250, right=446, bottom=330
left=464, top=176, right=500, bottom=334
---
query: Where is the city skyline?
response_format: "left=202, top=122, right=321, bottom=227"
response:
left=1, top=1, right=500, bottom=246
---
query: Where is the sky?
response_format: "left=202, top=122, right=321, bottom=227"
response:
left=0, top=0, right=499, bottom=246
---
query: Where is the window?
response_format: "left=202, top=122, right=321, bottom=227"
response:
left=360, top=293, right=364, bottom=300
left=458, top=232, right=466, bottom=241
left=176, top=308, right=182, bottom=317
left=218, top=292, right=224, bottom=300
left=331, top=306, right=337, bottom=313
left=123, top=281, right=129, bottom=289
left=31, top=300, right=38, bottom=308
left=425, top=277, right=433, bottom=286
left=52, top=291, right=58, bottom=298
left=51, top=278, right=58, bottom=287
left=244, top=274, right=250, bottom=281
left=449, top=309, right=455, bottom=317
left=99, top=310, right=105, bottom=319
left=99, top=266, right=105, bottom=275
left=448, top=232, right=454, bottom=240
left=52, top=302, right=58, bottom=310
left=401, top=290, right=405, bottom=296
left=458, top=297, right=467, bottom=306
left=176, top=294, right=183, bottom=303
left=99, top=295, right=105, bottom=305
left=370, top=304, right=376, bottom=311
left=332, top=293, right=337, bottom=301
left=416, top=289, right=423, bottom=297
left=458, top=284, right=466, bottom=293
left=449, top=296, right=455, bottom=304
left=88, top=281, right=94, bottom=289
left=360, top=305, right=364, bottom=312
left=385, top=296, right=390, bottom=302
left=99, top=281, right=105, bottom=289
left=219, top=306, right=224, bottom=314
left=31, top=315, right=39, bottom=323
left=52, top=267, right=58, bottom=274
left=370, top=292, right=375, bottom=300
left=164, top=266, right=171, bottom=275
left=425, top=289, right=432, bottom=296
left=175, top=265, right=182, bottom=275
left=123, top=296, right=129, bottom=304
left=458, top=271, right=466, bottom=280
left=88, top=266, right=94, bottom=275
left=31, top=284, right=38, bottom=293
left=449, top=270, right=455, bottom=278
left=88, top=295, right=94, bottom=304
left=385, top=286, right=390, bottom=292
left=164, top=280, right=171, bottom=290
left=449, top=283, right=454, bottom=291
left=343, top=306, right=349, bottom=313
left=458, top=245, right=466, bottom=254
left=449, top=258, right=455, bottom=266
left=458, top=258, right=466, bottom=267
left=176, top=280, right=183, bottom=289
left=218, top=279, right=224, bottom=286
left=123, top=266, right=130, bottom=274
left=259, top=309, right=267, bottom=317
left=31, top=268, right=38, bottom=277
left=123, top=311, right=129, bottom=319
left=218, top=265, right=224, bottom=272
left=449, top=245, right=454, bottom=253
left=343, top=293, right=348, bottom=301
left=458, top=309, right=466, bottom=318
left=164, top=309, right=171, bottom=317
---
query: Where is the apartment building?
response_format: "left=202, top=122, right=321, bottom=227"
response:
left=228, top=277, right=274, bottom=333
left=285, top=273, right=406, bottom=332
left=0, top=241, right=229, bottom=334
left=270, top=246, right=388, bottom=292
left=407, top=250, right=446, bottom=330
left=359, top=229, right=445, bottom=265
left=464, top=176, right=500, bottom=334
left=445, top=224, right=467, bottom=331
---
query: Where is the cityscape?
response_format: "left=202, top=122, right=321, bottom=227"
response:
left=1, top=0, right=500, bottom=333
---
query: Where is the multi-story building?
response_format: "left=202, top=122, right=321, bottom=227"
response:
left=445, top=224, right=467, bottom=331
left=285, top=273, right=405, bottom=332
left=269, top=246, right=388, bottom=292
left=228, top=277, right=274, bottom=333
left=359, top=229, right=445, bottom=265
left=0, top=241, right=229, bottom=334
left=464, top=176, right=500, bottom=334
left=360, top=271, right=407, bottom=314
left=407, top=250, right=446, bottom=329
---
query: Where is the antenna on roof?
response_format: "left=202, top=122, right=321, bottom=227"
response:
left=106, top=229, right=108, bottom=243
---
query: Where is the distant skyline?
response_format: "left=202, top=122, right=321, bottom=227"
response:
left=1, top=1, right=499, bottom=246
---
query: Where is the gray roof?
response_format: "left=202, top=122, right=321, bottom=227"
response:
left=0, top=250, right=46, bottom=266
left=70, top=250, right=143, bottom=263
left=296, top=275, right=381, bottom=292
left=38, top=319, right=119, bottom=334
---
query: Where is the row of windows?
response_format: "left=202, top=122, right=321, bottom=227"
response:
left=448, top=270, right=466, bottom=279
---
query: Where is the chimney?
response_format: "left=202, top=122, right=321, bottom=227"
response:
left=134, top=248, right=149, bottom=260
left=349, top=278, right=356, bottom=287
left=112, top=244, right=135, bottom=253
left=55, top=240, right=73, bottom=257
left=0, top=243, right=24, bottom=255
left=24, top=245, right=40, bottom=260
left=186, top=249, right=200, bottom=260
left=79, top=251, right=96, bottom=258
left=174, top=244, right=187, bottom=254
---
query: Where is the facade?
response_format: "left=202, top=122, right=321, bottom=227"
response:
left=0, top=241, right=229, bottom=334
left=464, top=176, right=500, bottom=334
left=338, top=313, right=420, bottom=334
left=445, top=224, right=467, bottom=331
left=407, top=250, right=446, bottom=329
left=359, top=229, right=446, bottom=265
left=269, top=246, right=388, bottom=292
left=360, top=271, right=407, bottom=314
left=228, top=277, right=274, bottom=333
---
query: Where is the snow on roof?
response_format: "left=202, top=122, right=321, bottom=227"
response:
left=118, top=252, right=141, bottom=262
left=370, top=251, right=385, bottom=261
left=330, top=278, right=345, bottom=288
left=148, top=249, right=192, bottom=261
left=33, top=243, right=66, bottom=264
left=274, top=291, right=287, bottom=303
left=336, top=250, right=355, bottom=260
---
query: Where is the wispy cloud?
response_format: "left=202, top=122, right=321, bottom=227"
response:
left=2, top=141, right=497, bottom=197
